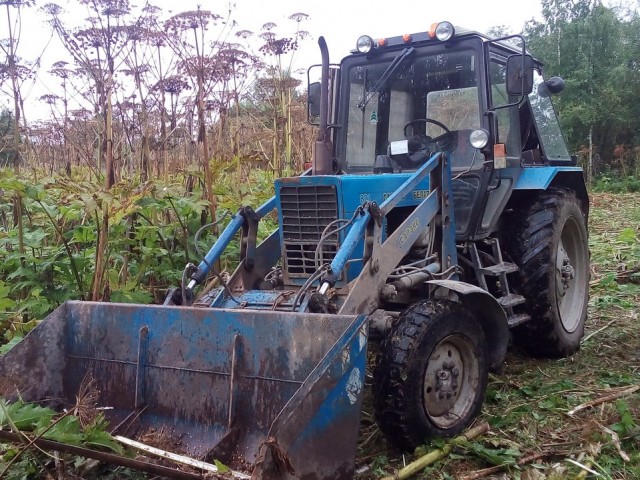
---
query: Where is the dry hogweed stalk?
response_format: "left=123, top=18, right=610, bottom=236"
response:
left=74, top=374, right=100, bottom=428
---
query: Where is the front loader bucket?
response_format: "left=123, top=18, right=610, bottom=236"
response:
left=0, top=301, right=368, bottom=479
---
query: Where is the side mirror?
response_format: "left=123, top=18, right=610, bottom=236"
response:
left=537, top=76, right=565, bottom=98
left=506, top=54, right=534, bottom=96
left=546, top=76, right=565, bottom=95
left=308, top=81, right=321, bottom=118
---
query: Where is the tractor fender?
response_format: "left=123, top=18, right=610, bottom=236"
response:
left=514, top=166, right=589, bottom=217
left=427, top=279, right=509, bottom=372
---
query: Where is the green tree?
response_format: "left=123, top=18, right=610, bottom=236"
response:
left=525, top=0, right=640, bottom=181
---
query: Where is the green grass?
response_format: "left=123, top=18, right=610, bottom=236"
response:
left=357, top=192, right=640, bottom=479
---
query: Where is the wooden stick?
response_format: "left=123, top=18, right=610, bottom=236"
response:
left=568, top=385, right=640, bottom=416
left=115, top=435, right=251, bottom=479
left=381, top=422, right=490, bottom=480
left=459, top=451, right=550, bottom=480
left=569, top=458, right=600, bottom=478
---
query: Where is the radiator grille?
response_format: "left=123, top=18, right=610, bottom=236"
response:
left=280, top=184, right=339, bottom=277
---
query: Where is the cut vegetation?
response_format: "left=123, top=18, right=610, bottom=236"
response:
left=356, top=192, right=640, bottom=480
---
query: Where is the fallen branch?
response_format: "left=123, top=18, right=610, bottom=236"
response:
left=581, top=319, right=616, bottom=344
left=381, top=422, right=490, bottom=480
left=616, top=266, right=640, bottom=282
left=458, top=451, right=550, bottom=480
left=568, top=385, right=640, bottom=416
left=115, top=435, right=251, bottom=479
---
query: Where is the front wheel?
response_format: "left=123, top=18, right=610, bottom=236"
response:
left=373, top=300, right=488, bottom=451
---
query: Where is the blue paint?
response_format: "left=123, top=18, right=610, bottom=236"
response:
left=1, top=300, right=367, bottom=477
left=193, top=195, right=277, bottom=285
left=255, top=195, right=277, bottom=218
left=379, top=153, right=439, bottom=214
left=440, top=153, right=459, bottom=278
left=275, top=173, right=432, bottom=286
left=196, top=213, right=244, bottom=277
left=328, top=209, right=371, bottom=283
left=514, top=166, right=583, bottom=190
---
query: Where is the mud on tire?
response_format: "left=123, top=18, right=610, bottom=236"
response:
left=373, top=299, right=488, bottom=452
left=507, top=188, right=589, bottom=358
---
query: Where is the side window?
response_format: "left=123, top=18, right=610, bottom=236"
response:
left=489, top=60, right=520, bottom=158
left=528, top=70, right=571, bottom=161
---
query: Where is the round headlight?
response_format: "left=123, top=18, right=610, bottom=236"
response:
left=469, top=129, right=489, bottom=149
left=435, top=21, right=455, bottom=42
left=356, top=35, right=374, bottom=53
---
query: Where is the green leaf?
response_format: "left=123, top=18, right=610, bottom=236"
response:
left=0, top=335, right=23, bottom=355
left=458, top=441, right=520, bottom=466
left=617, top=227, right=638, bottom=245
left=42, top=415, right=83, bottom=445
left=25, top=184, right=46, bottom=201
left=214, top=459, right=230, bottom=473
left=0, top=280, right=16, bottom=312
left=0, top=176, right=26, bottom=193
left=0, top=400, right=55, bottom=431
left=71, top=225, right=97, bottom=244
left=611, top=399, right=637, bottom=435
left=83, top=429, right=124, bottom=454
left=110, top=289, right=152, bottom=304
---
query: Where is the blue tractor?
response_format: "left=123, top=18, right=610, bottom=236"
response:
left=0, top=22, right=588, bottom=479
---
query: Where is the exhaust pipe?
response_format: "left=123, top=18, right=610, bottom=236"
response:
left=312, top=36, right=333, bottom=175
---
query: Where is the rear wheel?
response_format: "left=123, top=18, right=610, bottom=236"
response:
left=373, top=300, right=488, bottom=451
left=508, top=188, right=589, bottom=357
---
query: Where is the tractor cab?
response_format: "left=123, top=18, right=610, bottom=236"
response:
left=308, top=22, right=577, bottom=240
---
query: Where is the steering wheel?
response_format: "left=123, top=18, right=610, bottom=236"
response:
left=403, top=118, right=450, bottom=139
left=402, top=118, right=452, bottom=159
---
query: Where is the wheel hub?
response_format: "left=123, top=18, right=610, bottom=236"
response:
left=424, top=347, right=463, bottom=416
left=555, top=216, right=588, bottom=333
left=556, top=244, right=575, bottom=298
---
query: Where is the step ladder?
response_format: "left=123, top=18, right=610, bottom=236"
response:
left=469, top=239, right=531, bottom=328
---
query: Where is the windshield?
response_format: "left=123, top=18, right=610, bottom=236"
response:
left=343, top=48, right=481, bottom=173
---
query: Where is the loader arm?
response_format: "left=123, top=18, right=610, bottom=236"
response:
left=335, top=152, right=456, bottom=314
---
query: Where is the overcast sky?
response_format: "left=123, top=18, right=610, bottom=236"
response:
left=231, top=0, right=542, bottom=62
left=8, top=0, right=543, bottom=119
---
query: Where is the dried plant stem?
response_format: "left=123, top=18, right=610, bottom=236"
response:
left=381, top=422, right=490, bottom=480
left=568, top=385, right=640, bottom=416
left=581, top=319, right=616, bottom=344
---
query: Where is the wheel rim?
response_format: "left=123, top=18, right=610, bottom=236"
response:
left=555, top=215, right=588, bottom=333
left=422, top=334, right=479, bottom=429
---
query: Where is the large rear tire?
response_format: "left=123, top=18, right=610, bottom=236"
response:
left=508, top=188, right=589, bottom=357
left=373, top=300, right=488, bottom=451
